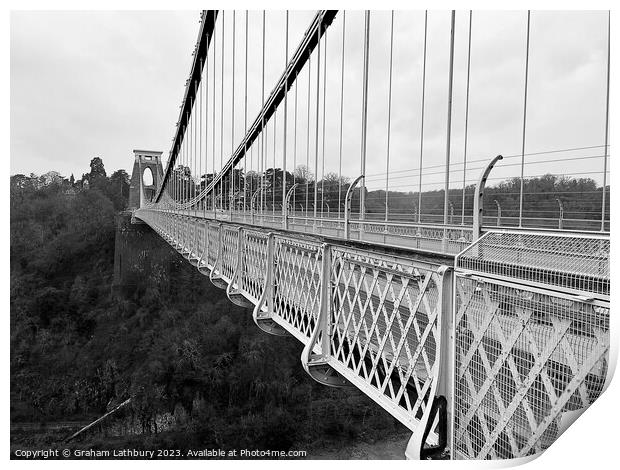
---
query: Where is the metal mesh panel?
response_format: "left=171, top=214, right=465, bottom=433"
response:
left=220, top=227, right=239, bottom=281
left=457, top=231, right=610, bottom=298
left=453, top=275, right=609, bottom=460
left=328, top=246, right=443, bottom=432
left=194, top=221, right=205, bottom=261
left=207, top=222, right=220, bottom=269
left=348, top=222, right=471, bottom=255
left=239, top=230, right=269, bottom=302
left=181, top=217, right=190, bottom=251
left=272, top=236, right=322, bottom=340
left=171, top=214, right=180, bottom=246
left=187, top=218, right=197, bottom=257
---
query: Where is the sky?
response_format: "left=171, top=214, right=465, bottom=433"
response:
left=11, top=10, right=610, bottom=196
left=11, top=10, right=200, bottom=179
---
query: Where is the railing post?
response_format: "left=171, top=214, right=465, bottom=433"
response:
left=283, top=183, right=298, bottom=230
left=175, top=214, right=180, bottom=248
left=344, top=175, right=364, bottom=239
left=251, top=188, right=261, bottom=226
left=196, top=220, right=210, bottom=275
left=301, top=243, right=349, bottom=387
left=494, top=199, right=502, bottom=227
left=439, top=266, right=454, bottom=459
left=406, top=265, right=453, bottom=460
left=229, top=192, right=235, bottom=222
left=473, top=155, right=503, bottom=240
left=227, top=227, right=253, bottom=307
left=209, top=223, right=226, bottom=289
left=319, top=243, right=332, bottom=356
left=182, top=216, right=190, bottom=254
left=252, top=233, right=288, bottom=336
left=556, top=197, right=564, bottom=230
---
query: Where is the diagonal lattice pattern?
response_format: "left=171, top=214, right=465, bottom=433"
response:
left=220, top=226, right=239, bottom=281
left=193, top=221, right=205, bottom=262
left=453, top=275, right=609, bottom=460
left=328, top=246, right=443, bottom=431
left=272, top=236, right=323, bottom=340
left=207, top=222, right=220, bottom=269
left=239, top=230, right=269, bottom=302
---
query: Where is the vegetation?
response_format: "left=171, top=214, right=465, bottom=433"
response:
left=10, top=158, right=403, bottom=457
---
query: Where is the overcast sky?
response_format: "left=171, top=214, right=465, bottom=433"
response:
left=11, top=10, right=609, bottom=194
left=11, top=10, right=200, bottom=179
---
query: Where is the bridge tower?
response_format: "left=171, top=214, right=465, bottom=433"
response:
left=128, top=149, right=164, bottom=209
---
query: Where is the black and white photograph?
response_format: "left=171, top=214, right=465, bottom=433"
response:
left=6, top=1, right=617, bottom=464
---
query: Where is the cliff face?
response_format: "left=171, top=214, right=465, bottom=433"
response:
left=113, top=212, right=175, bottom=293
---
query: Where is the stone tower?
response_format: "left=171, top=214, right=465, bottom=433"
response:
left=128, top=150, right=164, bottom=209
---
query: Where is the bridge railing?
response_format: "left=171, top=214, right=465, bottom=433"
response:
left=452, top=230, right=610, bottom=459
left=152, top=207, right=475, bottom=255
left=136, top=207, right=453, bottom=458
left=134, top=207, right=610, bottom=461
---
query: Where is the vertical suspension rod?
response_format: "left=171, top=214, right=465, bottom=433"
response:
left=220, top=11, right=225, bottom=211
left=461, top=10, right=472, bottom=226
left=518, top=11, right=531, bottom=228
left=385, top=11, right=394, bottom=223
left=261, top=11, right=266, bottom=217
left=244, top=10, right=249, bottom=219
left=313, top=21, right=321, bottom=222
left=359, top=11, right=371, bottom=224
left=231, top=10, right=236, bottom=217
left=306, top=54, right=311, bottom=219
left=442, top=10, right=456, bottom=228
left=601, top=11, right=610, bottom=231
left=282, top=11, right=289, bottom=221
left=418, top=11, right=427, bottom=224
left=320, top=27, right=328, bottom=220
left=338, top=11, right=346, bottom=220
left=212, top=19, right=217, bottom=214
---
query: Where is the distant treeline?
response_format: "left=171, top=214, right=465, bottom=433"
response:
left=170, top=164, right=609, bottom=223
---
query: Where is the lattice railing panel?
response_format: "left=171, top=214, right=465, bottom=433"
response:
left=187, top=217, right=197, bottom=257
left=328, top=246, right=443, bottom=430
left=207, top=222, right=220, bottom=269
left=272, top=236, right=322, bottom=340
left=194, top=221, right=205, bottom=261
left=453, top=275, right=609, bottom=460
left=240, top=230, right=269, bottom=303
left=220, top=226, right=239, bottom=281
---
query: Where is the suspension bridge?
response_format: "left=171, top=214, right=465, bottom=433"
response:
left=124, top=10, right=610, bottom=460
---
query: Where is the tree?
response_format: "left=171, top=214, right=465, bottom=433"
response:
left=88, top=157, right=107, bottom=190
left=293, top=165, right=313, bottom=183
left=89, top=157, right=106, bottom=178
left=39, top=171, right=64, bottom=187
left=108, top=169, right=131, bottom=210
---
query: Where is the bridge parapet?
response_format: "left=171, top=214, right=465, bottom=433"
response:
left=132, top=207, right=610, bottom=461
left=135, top=207, right=453, bottom=458
left=452, top=230, right=610, bottom=459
